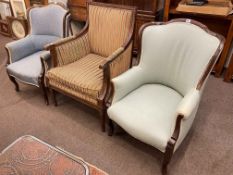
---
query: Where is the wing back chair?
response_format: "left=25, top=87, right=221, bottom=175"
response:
left=45, top=2, right=136, bottom=131
left=107, top=19, right=225, bottom=174
left=5, top=4, right=69, bottom=105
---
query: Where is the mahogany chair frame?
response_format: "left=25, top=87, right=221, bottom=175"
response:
left=5, top=4, right=70, bottom=105
left=45, top=2, right=137, bottom=131
left=106, top=18, right=225, bottom=175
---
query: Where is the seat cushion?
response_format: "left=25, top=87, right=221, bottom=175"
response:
left=46, top=54, right=105, bottom=105
left=108, top=84, right=183, bottom=152
left=7, top=51, right=48, bottom=86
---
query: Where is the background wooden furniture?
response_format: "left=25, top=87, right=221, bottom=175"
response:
left=163, top=0, right=233, bottom=77
left=24, top=0, right=48, bottom=7
left=67, top=0, right=162, bottom=54
left=0, top=0, right=13, bottom=36
left=68, top=0, right=88, bottom=21
left=7, top=16, right=28, bottom=39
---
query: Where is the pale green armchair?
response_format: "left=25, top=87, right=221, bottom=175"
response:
left=107, top=19, right=225, bottom=174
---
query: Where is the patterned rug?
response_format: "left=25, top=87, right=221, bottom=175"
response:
left=0, top=135, right=108, bottom=175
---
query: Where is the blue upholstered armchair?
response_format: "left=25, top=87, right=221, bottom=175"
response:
left=5, top=4, right=70, bottom=104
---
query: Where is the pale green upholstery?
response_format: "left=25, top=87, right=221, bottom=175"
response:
left=6, top=4, right=69, bottom=86
left=107, top=21, right=222, bottom=153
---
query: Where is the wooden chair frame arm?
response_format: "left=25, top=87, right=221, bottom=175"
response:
left=44, top=36, right=76, bottom=50
left=99, top=47, right=125, bottom=69
left=98, top=42, right=132, bottom=102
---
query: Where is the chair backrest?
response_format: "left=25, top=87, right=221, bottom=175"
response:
left=138, top=19, right=224, bottom=96
left=87, top=3, right=136, bottom=57
left=28, top=4, right=68, bottom=37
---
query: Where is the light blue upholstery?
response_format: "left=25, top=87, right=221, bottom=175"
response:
left=6, top=35, right=59, bottom=63
left=7, top=51, right=49, bottom=86
left=6, top=4, right=69, bottom=86
left=29, top=4, right=68, bottom=37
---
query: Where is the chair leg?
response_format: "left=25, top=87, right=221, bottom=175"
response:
left=41, top=85, right=49, bottom=105
left=8, top=75, right=19, bottom=92
left=52, top=89, right=58, bottom=106
left=99, top=108, right=106, bottom=132
left=162, top=140, right=175, bottom=175
left=39, top=77, right=49, bottom=105
left=107, top=117, right=114, bottom=136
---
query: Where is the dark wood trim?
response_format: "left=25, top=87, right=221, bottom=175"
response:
left=7, top=74, right=19, bottom=92
left=107, top=117, right=114, bottom=136
left=162, top=114, right=183, bottom=174
left=224, top=53, right=233, bottom=82
left=40, top=57, right=49, bottom=105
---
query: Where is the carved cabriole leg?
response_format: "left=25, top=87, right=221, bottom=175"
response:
left=52, top=89, right=58, bottom=106
left=8, top=75, right=19, bottom=92
left=38, top=76, right=49, bottom=105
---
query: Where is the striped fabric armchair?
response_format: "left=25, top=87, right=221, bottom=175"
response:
left=45, top=2, right=136, bottom=131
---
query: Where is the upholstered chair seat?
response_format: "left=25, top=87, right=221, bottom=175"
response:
left=107, top=19, right=225, bottom=174
left=108, top=83, right=183, bottom=152
left=47, top=53, right=106, bottom=105
left=46, top=2, right=136, bottom=131
left=5, top=4, right=69, bottom=104
left=7, top=51, right=50, bottom=86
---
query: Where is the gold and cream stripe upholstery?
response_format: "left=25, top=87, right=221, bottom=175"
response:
left=55, top=33, right=90, bottom=66
left=47, top=54, right=105, bottom=105
left=88, top=5, right=133, bottom=57
left=46, top=3, right=135, bottom=107
left=110, top=42, right=133, bottom=79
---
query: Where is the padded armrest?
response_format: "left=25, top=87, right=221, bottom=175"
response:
left=40, top=51, right=51, bottom=61
left=111, top=67, right=145, bottom=104
left=6, top=36, right=35, bottom=63
left=176, top=88, right=201, bottom=120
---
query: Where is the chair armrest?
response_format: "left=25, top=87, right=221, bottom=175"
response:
left=176, top=88, right=201, bottom=120
left=5, top=36, right=35, bottom=63
left=44, top=35, right=76, bottom=50
left=46, top=33, right=90, bottom=67
left=40, top=51, right=51, bottom=61
left=99, top=47, right=124, bottom=69
left=111, top=67, right=144, bottom=104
